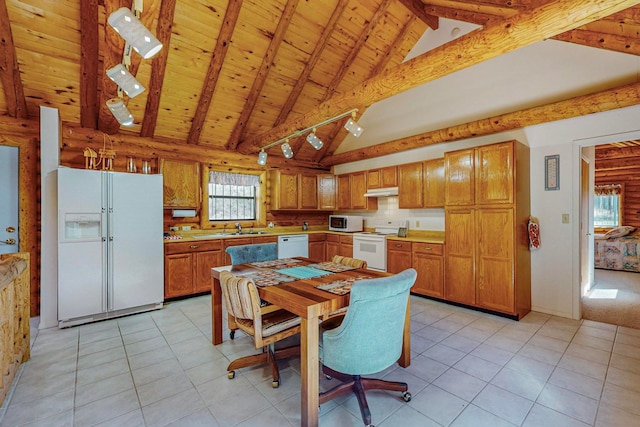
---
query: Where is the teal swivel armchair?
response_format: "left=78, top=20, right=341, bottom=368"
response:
left=319, top=268, right=417, bottom=427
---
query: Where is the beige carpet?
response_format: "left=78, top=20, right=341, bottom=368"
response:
left=582, top=268, right=640, bottom=329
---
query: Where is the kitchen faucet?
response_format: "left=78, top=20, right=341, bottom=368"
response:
left=235, top=223, right=242, bottom=234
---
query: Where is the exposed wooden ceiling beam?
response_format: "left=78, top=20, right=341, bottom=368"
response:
left=291, top=0, right=393, bottom=156
left=320, top=81, right=640, bottom=166
left=272, top=0, right=349, bottom=128
left=422, top=0, right=520, bottom=17
left=0, top=0, right=27, bottom=119
left=187, top=0, right=243, bottom=145
left=553, top=28, right=640, bottom=56
left=140, top=0, right=177, bottom=137
left=397, top=0, right=439, bottom=29
left=225, top=0, right=299, bottom=150
left=80, top=0, right=99, bottom=129
left=596, top=144, right=640, bottom=159
left=315, top=16, right=420, bottom=162
left=420, top=4, right=497, bottom=25
left=238, top=0, right=640, bottom=156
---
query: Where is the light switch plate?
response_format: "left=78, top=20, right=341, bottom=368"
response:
left=562, top=214, right=570, bottom=224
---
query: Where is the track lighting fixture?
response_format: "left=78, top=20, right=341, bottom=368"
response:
left=306, top=129, right=324, bottom=150
left=256, top=109, right=363, bottom=165
left=344, top=112, right=364, bottom=137
left=106, top=98, right=134, bottom=126
left=257, top=150, right=268, bottom=166
left=108, top=7, right=163, bottom=59
left=106, top=64, right=145, bottom=98
left=281, top=141, right=294, bottom=159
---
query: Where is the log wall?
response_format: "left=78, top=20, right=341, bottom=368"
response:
left=0, top=252, right=30, bottom=406
left=595, top=144, right=640, bottom=229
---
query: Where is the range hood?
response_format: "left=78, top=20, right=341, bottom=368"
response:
left=364, top=187, right=399, bottom=198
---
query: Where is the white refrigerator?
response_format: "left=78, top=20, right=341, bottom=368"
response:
left=57, top=167, right=164, bottom=327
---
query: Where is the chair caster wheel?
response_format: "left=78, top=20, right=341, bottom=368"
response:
left=272, top=380, right=280, bottom=388
left=230, top=330, right=235, bottom=339
left=402, top=391, right=412, bottom=402
left=228, top=371, right=235, bottom=379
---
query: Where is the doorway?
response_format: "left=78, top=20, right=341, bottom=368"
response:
left=0, top=146, right=19, bottom=255
left=579, top=132, right=640, bottom=328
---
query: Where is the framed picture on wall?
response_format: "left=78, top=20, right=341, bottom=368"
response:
left=545, top=154, right=560, bottom=191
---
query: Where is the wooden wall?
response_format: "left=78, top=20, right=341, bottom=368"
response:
left=0, top=117, right=39, bottom=317
left=595, top=144, right=640, bottom=229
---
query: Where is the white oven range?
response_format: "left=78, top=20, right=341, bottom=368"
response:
left=352, top=219, right=408, bottom=272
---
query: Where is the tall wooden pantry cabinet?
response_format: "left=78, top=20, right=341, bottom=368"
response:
left=444, top=140, right=531, bottom=319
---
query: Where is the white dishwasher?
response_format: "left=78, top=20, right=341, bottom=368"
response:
left=277, top=234, right=309, bottom=258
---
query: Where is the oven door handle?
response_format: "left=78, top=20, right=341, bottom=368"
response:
left=353, top=236, right=386, bottom=243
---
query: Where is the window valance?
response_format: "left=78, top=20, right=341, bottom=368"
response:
left=594, top=184, right=621, bottom=196
left=209, top=171, right=259, bottom=187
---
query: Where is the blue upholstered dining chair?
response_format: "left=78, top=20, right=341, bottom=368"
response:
left=319, top=268, right=417, bottom=427
left=225, top=242, right=278, bottom=265
left=225, top=243, right=278, bottom=339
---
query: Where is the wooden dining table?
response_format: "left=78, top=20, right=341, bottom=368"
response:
left=210, top=258, right=411, bottom=427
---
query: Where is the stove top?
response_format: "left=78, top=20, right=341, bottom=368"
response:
left=354, top=219, right=408, bottom=237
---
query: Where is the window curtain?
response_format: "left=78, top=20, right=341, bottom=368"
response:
left=594, top=184, right=621, bottom=196
left=209, top=171, right=259, bottom=187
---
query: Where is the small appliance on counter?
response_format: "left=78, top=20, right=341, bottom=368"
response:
left=329, top=215, right=363, bottom=232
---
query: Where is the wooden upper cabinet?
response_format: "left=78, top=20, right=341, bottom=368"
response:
left=398, top=162, right=424, bottom=209
left=299, top=174, right=318, bottom=210
left=367, top=166, right=397, bottom=189
left=424, top=158, right=445, bottom=208
left=270, top=171, right=319, bottom=210
left=160, top=159, right=200, bottom=208
left=337, top=174, right=351, bottom=210
left=350, top=171, right=368, bottom=209
left=476, top=142, right=514, bottom=205
left=317, top=174, right=336, bottom=210
left=270, top=170, right=299, bottom=210
left=445, top=148, right=475, bottom=206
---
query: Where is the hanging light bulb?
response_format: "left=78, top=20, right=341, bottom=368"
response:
left=106, top=64, right=145, bottom=98
left=306, top=129, right=324, bottom=150
left=257, top=150, right=268, bottom=165
left=108, top=7, right=163, bottom=59
left=344, top=112, right=364, bottom=137
left=281, top=141, right=294, bottom=159
left=106, top=98, right=134, bottom=126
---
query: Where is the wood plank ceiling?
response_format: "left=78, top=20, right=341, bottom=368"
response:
left=1, top=0, right=640, bottom=168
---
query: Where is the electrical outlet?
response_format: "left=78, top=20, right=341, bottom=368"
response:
left=182, top=225, right=191, bottom=231
left=562, top=214, right=570, bottom=224
left=169, top=226, right=178, bottom=231
left=415, top=220, right=420, bottom=228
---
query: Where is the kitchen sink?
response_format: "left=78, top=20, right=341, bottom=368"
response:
left=192, top=231, right=271, bottom=238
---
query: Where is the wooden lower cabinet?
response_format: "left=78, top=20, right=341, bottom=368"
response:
left=444, top=209, right=476, bottom=306
left=338, top=234, right=353, bottom=257
left=412, top=242, right=444, bottom=298
left=476, top=208, right=516, bottom=313
left=164, top=240, right=223, bottom=299
left=387, top=240, right=412, bottom=274
left=326, top=234, right=339, bottom=260
left=308, top=233, right=326, bottom=261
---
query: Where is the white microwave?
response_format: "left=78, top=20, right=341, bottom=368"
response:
left=329, top=215, right=363, bottom=232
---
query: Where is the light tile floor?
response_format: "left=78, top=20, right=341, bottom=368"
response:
left=2, top=295, right=640, bottom=427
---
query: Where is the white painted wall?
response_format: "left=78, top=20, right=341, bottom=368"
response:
left=39, top=107, right=60, bottom=329
left=334, top=105, right=640, bottom=320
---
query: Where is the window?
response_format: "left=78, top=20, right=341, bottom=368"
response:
left=594, top=184, right=622, bottom=228
left=208, top=171, right=259, bottom=221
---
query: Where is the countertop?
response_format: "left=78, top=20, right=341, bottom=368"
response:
left=165, top=228, right=445, bottom=244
